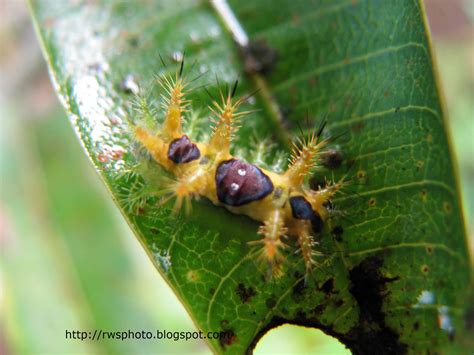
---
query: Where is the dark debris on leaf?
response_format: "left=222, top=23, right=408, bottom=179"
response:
left=265, top=296, right=277, bottom=309
left=247, top=256, right=407, bottom=355
left=235, top=283, right=256, bottom=304
left=345, top=256, right=406, bottom=355
left=322, top=149, right=343, bottom=169
left=292, top=278, right=307, bottom=301
left=240, top=39, right=278, bottom=75
left=331, top=226, right=344, bottom=242
left=219, top=329, right=237, bottom=349
left=319, top=278, right=336, bottom=296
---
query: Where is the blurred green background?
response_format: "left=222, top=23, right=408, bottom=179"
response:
left=1, top=0, right=472, bottom=354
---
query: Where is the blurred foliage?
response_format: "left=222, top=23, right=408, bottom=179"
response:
left=0, top=105, right=211, bottom=354
left=435, top=41, right=474, bottom=235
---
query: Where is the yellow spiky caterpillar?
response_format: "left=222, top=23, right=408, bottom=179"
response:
left=131, top=64, right=344, bottom=277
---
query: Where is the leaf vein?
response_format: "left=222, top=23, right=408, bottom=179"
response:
left=346, top=242, right=465, bottom=264
left=275, top=42, right=428, bottom=92
left=328, top=104, right=440, bottom=130
left=206, top=250, right=258, bottom=328
left=333, top=179, right=455, bottom=202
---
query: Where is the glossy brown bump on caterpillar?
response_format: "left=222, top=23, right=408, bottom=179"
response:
left=289, top=196, right=324, bottom=234
left=130, top=63, right=346, bottom=278
left=215, top=159, right=274, bottom=206
left=168, top=135, right=200, bottom=164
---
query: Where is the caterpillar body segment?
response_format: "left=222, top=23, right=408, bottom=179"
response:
left=132, top=67, right=343, bottom=277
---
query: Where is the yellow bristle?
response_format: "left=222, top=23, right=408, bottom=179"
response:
left=159, top=73, right=190, bottom=139
left=208, top=88, right=247, bottom=155
left=285, top=131, right=328, bottom=186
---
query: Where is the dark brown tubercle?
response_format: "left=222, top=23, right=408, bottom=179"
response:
left=289, top=196, right=323, bottom=233
left=168, top=135, right=200, bottom=164
left=215, top=159, right=274, bottom=206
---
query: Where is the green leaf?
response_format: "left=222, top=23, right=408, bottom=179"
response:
left=30, top=0, right=471, bottom=353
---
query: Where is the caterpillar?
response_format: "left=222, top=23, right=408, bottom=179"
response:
left=129, top=61, right=344, bottom=277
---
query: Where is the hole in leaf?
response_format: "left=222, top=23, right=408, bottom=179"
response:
left=254, top=324, right=349, bottom=354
